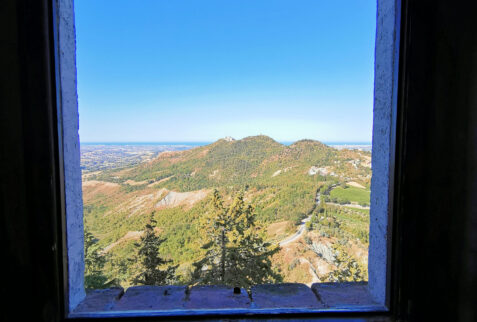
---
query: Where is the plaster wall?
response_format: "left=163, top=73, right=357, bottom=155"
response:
left=57, top=0, right=400, bottom=312
left=57, top=0, right=86, bottom=311
left=369, top=0, right=401, bottom=306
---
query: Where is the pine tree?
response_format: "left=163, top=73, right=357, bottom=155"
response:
left=193, top=189, right=230, bottom=284
left=130, top=215, right=176, bottom=285
left=193, top=190, right=281, bottom=289
left=106, top=255, right=131, bottom=287
left=84, top=229, right=109, bottom=289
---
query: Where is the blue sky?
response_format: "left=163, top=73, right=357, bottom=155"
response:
left=75, top=0, right=376, bottom=143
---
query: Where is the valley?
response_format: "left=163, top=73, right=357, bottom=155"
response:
left=81, top=136, right=372, bottom=287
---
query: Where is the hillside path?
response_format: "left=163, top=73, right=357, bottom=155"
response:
left=278, top=183, right=340, bottom=247
left=278, top=189, right=321, bottom=247
left=278, top=216, right=311, bottom=246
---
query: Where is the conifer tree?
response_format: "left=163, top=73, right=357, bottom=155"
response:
left=84, top=229, right=109, bottom=289
left=193, top=189, right=229, bottom=284
left=130, top=214, right=176, bottom=285
left=106, top=255, right=131, bottom=287
left=193, top=190, right=281, bottom=288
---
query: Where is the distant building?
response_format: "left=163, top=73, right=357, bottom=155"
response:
left=224, top=136, right=235, bottom=142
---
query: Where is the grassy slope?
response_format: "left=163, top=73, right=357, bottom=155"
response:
left=329, top=186, right=371, bottom=205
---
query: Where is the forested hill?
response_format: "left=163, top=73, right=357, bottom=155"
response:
left=92, top=135, right=368, bottom=190
left=82, top=135, right=372, bottom=286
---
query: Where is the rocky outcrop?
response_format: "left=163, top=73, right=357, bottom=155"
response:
left=155, top=190, right=210, bottom=209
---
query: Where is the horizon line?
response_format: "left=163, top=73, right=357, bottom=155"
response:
left=80, top=140, right=372, bottom=145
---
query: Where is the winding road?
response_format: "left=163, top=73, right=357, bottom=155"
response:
left=278, top=216, right=312, bottom=246
left=278, top=189, right=321, bottom=246
left=278, top=184, right=339, bottom=247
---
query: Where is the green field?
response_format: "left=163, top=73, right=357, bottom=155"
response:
left=345, top=207, right=370, bottom=215
left=329, top=186, right=370, bottom=206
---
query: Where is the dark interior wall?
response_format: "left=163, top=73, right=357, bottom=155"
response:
left=0, top=0, right=476, bottom=321
left=393, top=0, right=477, bottom=320
left=0, top=0, right=63, bottom=320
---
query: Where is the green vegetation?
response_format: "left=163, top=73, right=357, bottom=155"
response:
left=323, top=244, right=367, bottom=282
left=329, top=186, right=370, bottom=206
left=193, top=190, right=281, bottom=289
left=308, top=203, right=369, bottom=245
left=84, top=230, right=109, bottom=289
left=129, top=215, right=177, bottom=285
left=82, top=136, right=372, bottom=286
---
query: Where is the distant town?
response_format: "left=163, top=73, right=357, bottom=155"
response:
left=80, top=141, right=372, bottom=173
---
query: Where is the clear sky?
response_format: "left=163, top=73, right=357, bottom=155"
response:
left=75, top=0, right=376, bottom=143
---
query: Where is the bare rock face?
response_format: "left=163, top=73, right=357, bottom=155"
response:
left=310, top=242, right=336, bottom=264
left=308, top=166, right=335, bottom=176
left=155, top=190, right=210, bottom=209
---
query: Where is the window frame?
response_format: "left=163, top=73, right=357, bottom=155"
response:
left=55, top=0, right=402, bottom=318
left=11, top=0, right=477, bottom=320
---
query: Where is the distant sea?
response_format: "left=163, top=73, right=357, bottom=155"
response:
left=81, top=141, right=372, bottom=147
left=80, top=142, right=211, bottom=147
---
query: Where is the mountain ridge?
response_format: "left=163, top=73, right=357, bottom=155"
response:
left=82, top=135, right=372, bottom=286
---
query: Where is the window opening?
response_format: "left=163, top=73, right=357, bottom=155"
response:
left=56, top=0, right=401, bottom=316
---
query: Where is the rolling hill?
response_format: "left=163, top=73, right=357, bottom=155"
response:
left=82, top=135, right=372, bottom=286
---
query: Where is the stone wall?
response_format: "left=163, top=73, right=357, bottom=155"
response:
left=72, top=283, right=383, bottom=318
left=57, top=0, right=400, bottom=313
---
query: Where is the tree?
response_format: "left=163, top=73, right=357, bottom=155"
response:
left=193, top=190, right=281, bottom=289
left=105, top=255, right=131, bottom=288
left=305, top=220, right=313, bottom=231
left=130, top=215, right=176, bottom=285
left=84, top=229, right=109, bottom=289
left=192, top=189, right=230, bottom=285
left=324, top=243, right=366, bottom=282
left=318, top=195, right=327, bottom=213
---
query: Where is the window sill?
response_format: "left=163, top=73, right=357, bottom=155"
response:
left=70, top=282, right=386, bottom=318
